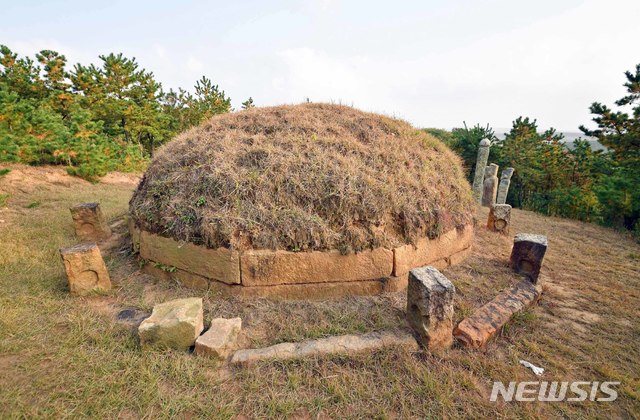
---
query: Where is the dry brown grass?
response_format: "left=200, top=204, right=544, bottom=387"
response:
left=1, top=165, right=639, bottom=418
left=130, top=103, right=474, bottom=253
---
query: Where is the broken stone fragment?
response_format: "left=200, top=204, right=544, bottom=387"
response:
left=195, top=317, right=242, bottom=360
left=230, top=330, right=418, bottom=366
left=138, top=298, right=204, bottom=351
left=406, top=266, right=455, bottom=351
left=487, top=204, right=512, bottom=235
left=454, top=279, right=543, bottom=348
left=510, top=233, right=548, bottom=283
left=59, top=243, right=111, bottom=296
left=69, top=202, right=112, bottom=242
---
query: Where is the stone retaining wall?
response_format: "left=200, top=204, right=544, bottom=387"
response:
left=132, top=222, right=474, bottom=299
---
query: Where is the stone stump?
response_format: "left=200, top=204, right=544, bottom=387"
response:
left=59, top=243, right=112, bottom=296
left=481, top=163, right=499, bottom=207
left=69, top=202, right=111, bottom=242
left=406, top=266, right=455, bottom=351
left=487, top=204, right=512, bottom=235
left=510, top=233, right=548, bottom=283
left=472, top=139, right=491, bottom=204
left=138, top=298, right=204, bottom=351
left=195, top=317, right=242, bottom=360
left=496, top=167, right=514, bottom=204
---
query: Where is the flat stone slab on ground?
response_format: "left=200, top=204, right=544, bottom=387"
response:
left=195, top=317, right=242, bottom=360
left=231, top=330, right=418, bottom=366
left=138, top=298, right=204, bottom=351
left=453, top=279, right=543, bottom=349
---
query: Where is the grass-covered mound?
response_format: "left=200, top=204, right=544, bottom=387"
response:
left=129, top=103, right=474, bottom=253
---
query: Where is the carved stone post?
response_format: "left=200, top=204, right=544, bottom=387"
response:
left=60, top=243, right=112, bottom=296
left=487, top=204, right=511, bottom=235
left=406, top=266, right=455, bottom=351
left=481, top=163, right=499, bottom=207
left=496, top=167, right=514, bottom=204
left=70, top=202, right=111, bottom=242
left=472, top=139, right=491, bottom=204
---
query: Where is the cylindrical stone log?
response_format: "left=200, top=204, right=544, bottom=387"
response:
left=406, top=266, right=455, bottom=351
left=496, top=167, right=514, bottom=204
left=510, top=233, right=548, bottom=283
left=487, top=204, right=511, bottom=235
left=481, top=163, right=499, bottom=207
left=59, top=243, right=112, bottom=296
left=70, top=202, right=112, bottom=242
left=472, top=139, right=491, bottom=204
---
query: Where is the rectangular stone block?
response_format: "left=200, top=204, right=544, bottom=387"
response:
left=487, top=204, right=511, bottom=235
left=393, top=225, right=473, bottom=276
left=240, top=247, right=393, bottom=287
left=406, top=266, right=455, bottom=351
left=510, top=233, right=547, bottom=283
left=454, top=279, right=542, bottom=349
left=70, top=202, right=111, bottom=242
left=60, top=243, right=112, bottom=296
left=139, top=231, right=240, bottom=284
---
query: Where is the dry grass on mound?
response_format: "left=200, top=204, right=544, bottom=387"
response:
left=130, top=103, right=474, bottom=252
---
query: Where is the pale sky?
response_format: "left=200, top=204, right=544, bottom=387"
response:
left=2, top=0, right=639, bottom=131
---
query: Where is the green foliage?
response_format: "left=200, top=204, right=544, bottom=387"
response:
left=241, top=97, right=255, bottom=110
left=0, top=45, right=239, bottom=180
left=0, top=193, right=9, bottom=207
left=443, top=123, right=497, bottom=182
left=0, top=168, right=10, bottom=176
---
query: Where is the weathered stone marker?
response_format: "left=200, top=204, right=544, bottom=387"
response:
left=481, top=163, right=499, bottom=207
left=454, top=279, right=542, bottom=349
left=406, top=266, right=455, bottom=351
left=510, top=233, right=548, bottom=283
left=496, top=167, right=514, bottom=204
left=138, top=298, right=204, bottom=351
left=472, top=139, right=491, bottom=204
left=487, top=204, right=512, bottom=235
left=69, top=202, right=112, bottom=242
left=59, top=243, right=112, bottom=296
left=195, top=317, right=242, bottom=360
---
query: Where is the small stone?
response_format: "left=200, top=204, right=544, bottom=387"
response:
left=70, top=202, right=111, bottom=242
left=510, top=233, right=548, bottom=283
left=487, top=204, right=512, bottom=235
left=138, top=298, right=204, bottom=351
left=195, top=317, right=242, bottom=360
left=59, top=243, right=111, bottom=296
left=406, top=266, right=455, bottom=351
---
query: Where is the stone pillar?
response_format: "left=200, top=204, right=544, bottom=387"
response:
left=70, top=202, right=111, bottom=242
left=510, top=233, right=548, bottom=283
left=406, top=266, right=455, bottom=351
left=471, top=139, right=491, bottom=204
left=481, top=163, right=499, bottom=207
left=487, top=204, right=511, bottom=235
left=59, top=243, right=112, bottom=296
left=496, top=167, right=514, bottom=204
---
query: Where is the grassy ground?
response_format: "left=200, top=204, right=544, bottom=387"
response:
left=1, top=164, right=639, bottom=418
